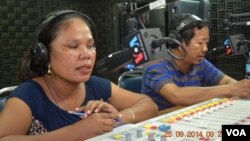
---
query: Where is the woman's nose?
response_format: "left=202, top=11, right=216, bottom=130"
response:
left=79, top=46, right=91, bottom=59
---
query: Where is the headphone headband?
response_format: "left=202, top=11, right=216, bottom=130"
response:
left=176, top=15, right=202, bottom=33
left=35, top=10, right=96, bottom=43
left=168, top=14, right=202, bottom=47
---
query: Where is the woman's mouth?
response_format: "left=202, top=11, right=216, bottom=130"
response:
left=77, top=65, right=92, bottom=74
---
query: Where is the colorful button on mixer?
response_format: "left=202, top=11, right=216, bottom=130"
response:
left=207, top=103, right=214, bottom=107
left=158, top=124, right=171, bottom=132
left=176, top=113, right=184, bottom=118
left=165, top=118, right=175, bottom=124
left=195, top=107, right=203, bottom=111
left=144, top=124, right=151, bottom=129
left=201, top=105, right=209, bottom=109
left=150, top=125, right=158, bottom=130
left=169, top=116, right=176, bottom=120
left=212, top=101, right=219, bottom=105
left=112, top=134, right=123, bottom=139
left=189, top=109, right=197, bottom=114
left=161, top=118, right=167, bottom=123
left=183, top=111, right=191, bottom=116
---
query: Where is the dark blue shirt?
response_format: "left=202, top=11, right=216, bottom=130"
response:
left=10, top=76, right=111, bottom=134
left=142, top=58, right=224, bottom=110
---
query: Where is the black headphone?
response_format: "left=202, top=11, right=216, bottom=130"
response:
left=168, top=14, right=202, bottom=41
left=30, top=10, right=96, bottom=74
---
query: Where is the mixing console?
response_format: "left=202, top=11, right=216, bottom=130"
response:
left=87, top=98, right=250, bottom=141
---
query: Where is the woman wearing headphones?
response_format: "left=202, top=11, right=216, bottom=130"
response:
left=0, top=10, right=158, bottom=141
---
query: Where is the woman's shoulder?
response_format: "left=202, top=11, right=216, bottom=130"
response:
left=11, top=80, right=44, bottom=98
left=16, top=80, right=42, bottom=91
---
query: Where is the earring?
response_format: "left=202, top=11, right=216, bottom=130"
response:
left=48, top=65, right=52, bottom=78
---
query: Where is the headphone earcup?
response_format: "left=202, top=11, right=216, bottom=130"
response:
left=30, top=42, right=49, bottom=72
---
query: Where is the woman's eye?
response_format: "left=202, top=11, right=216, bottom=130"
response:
left=88, top=45, right=96, bottom=50
left=68, top=44, right=78, bottom=48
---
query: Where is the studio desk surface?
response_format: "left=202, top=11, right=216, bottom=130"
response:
left=87, top=98, right=250, bottom=141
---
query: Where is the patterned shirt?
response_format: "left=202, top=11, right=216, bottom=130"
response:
left=10, top=76, right=111, bottom=135
left=142, top=58, right=224, bottom=110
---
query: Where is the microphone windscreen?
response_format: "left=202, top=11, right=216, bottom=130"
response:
left=94, top=48, right=133, bottom=75
left=205, top=46, right=226, bottom=61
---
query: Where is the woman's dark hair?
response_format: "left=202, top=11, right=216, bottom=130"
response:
left=18, top=10, right=95, bottom=81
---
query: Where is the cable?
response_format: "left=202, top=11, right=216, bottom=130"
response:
left=151, top=37, right=187, bottom=60
left=138, top=15, right=146, bottom=29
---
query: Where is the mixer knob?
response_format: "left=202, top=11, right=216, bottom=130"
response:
left=160, top=135, right=167, bottom=141
left=136, top=129, right=143, bottom=138
left=148, top=132, right=155, bottom=141
left=125, top=133, right=132, bottom=141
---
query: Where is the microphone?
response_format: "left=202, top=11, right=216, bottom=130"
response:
left=223, top=34, right=249, bottom=56
left=151, top=37, right=186, bottom=60
left=205, top=46, right=226, bottom=61
left=95, top=28, right=185, bottom=75
left=224, top=20, right=250, bottom=27
left=223, top=12, right=250, bottom=27
left=206, top=34, right=249, bottom=61
left=123, top=28, right=166, bottom=66
left=94, top=48, right=133, bottom=75
left=95, top=28, right=167, bottom=75
left=237, top=40, right=250, bottom=47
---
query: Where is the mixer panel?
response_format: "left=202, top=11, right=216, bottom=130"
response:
left=87, top=98, right=250, bottom=141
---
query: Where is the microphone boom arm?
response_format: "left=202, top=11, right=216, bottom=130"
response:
left=151, top=37, right=187, bottom=60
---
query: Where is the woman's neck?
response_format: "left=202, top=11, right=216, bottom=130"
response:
left=43, top=75, right=85, bottom=110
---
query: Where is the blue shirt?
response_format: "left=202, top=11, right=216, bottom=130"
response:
left=142, top=58, right=224, bottom=110
left=10, top=75, right=111, bottom=134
